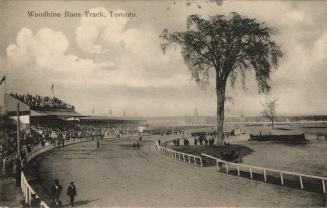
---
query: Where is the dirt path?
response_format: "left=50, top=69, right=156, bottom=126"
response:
left=31, top=136, right=326, bottom=207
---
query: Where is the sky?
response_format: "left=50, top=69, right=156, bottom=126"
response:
left=0, top=0, right=326, bottom=117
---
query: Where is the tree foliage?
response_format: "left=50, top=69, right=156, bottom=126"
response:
left=160, top=12, right=283, bottom=142
left=160, top=12, right=282, bottom=92
left=261, top=95, right=279, bottom=129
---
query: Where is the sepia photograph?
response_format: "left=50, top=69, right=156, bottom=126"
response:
left=0, top=0, right=327, bottom=207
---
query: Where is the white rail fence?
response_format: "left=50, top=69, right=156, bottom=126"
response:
left=20, top=136, right=97, bottom=207
left=201, top=153, right=327, bottom=194
left=155, top=143, right=203, bottom=167
left=1, top=136, right=102, bottom=175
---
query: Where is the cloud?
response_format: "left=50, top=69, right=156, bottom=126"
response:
left=76, top=8, right=129, bottom=54
left=7, top=27, right=114, bottom=73
left=7, top=28, right=114, bottom=78
left=1, top=27, right=115, bottom=103
left=76, top=7, right=191, bottom=87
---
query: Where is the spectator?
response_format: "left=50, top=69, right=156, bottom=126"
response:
left=30, top=194, right=41, bottom=208
left=50, top=179, right=62, bottom=207
left=67, top=182, right=77, bottom=207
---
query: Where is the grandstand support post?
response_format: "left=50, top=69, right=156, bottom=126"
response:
left=2, top=159, right=6, bottom=175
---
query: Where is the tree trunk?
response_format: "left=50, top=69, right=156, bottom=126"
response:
left=216, top=75, right=226, bottom=145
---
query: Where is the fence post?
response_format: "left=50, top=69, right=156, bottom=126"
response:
left=264, top=169, right=267, bottom=182
left=194, top=156, right=197, bottom=166
left=25, top=184, right=28, bottom=203
left=28, top=188, right=32, bottom=205
left=322, top=179, right=326, bottom=194
left=226, top=163, right=229, bottom=174
left=280, top=172, right=284, bottom=185
left=183, top=154, right=185, bottom=162
left=250, top=168, right=253, bottom=179
left=188, top=155, right=191, bottom=164
left=300, top=176, right=304, bottom=189
left=21, top=172, right=23, bottom=191
left=200, top=158, right=203, bottom=167
left=237, top=166, right=240, bottom=176
left=178, top=153, right=181, bottom=160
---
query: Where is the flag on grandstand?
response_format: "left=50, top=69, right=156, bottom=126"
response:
left=0, top=75, right=5, bottom=85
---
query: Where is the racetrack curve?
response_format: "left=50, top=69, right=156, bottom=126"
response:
left=30, top=136, right=326, bottom=207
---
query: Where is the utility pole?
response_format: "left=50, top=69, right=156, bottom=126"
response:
left=16, top=103, right=21, bottom=186
left=17, top=103, right=20, bottom=159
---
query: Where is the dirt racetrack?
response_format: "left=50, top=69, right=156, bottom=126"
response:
left=29, top=136, right=327, bottom=207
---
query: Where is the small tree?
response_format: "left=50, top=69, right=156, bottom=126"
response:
left=160, top=12, right=283, bottom=144
left=261, top=95, right=279, bottom=129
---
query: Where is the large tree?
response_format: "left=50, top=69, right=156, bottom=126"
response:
left=160, top=12, right=282, bottom=144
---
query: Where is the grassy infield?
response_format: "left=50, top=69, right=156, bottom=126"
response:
left=168, top=122, right=327, bottom=194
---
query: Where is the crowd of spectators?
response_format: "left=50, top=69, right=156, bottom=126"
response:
left=1, top=122, right=134, bottom=160
left=10, top=93, right=75, bottom=111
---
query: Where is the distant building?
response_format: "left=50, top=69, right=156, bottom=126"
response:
left=193, top=107, right=199, bottom=117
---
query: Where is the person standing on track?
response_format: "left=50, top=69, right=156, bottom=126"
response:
left=136, top=141, right=140, bottom=149
left=67, top=182, right=77, bottom=207
left=50, top=179, right=62, bottom=207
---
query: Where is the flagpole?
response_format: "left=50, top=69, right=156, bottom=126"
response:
left=2, top=76, right=6, bottom=113
left=4, top=77, right=6, bottom=95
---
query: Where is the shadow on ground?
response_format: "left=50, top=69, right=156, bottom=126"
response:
left=171, top=144, right=254, bottom=166
left=61, top=199, right=99, bottom=207
left=208, top=161, right=326, bottom=195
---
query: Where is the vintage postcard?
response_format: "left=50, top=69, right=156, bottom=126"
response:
left=0, top=0, right=327, bottom=207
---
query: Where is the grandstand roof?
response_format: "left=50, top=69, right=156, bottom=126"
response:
left=4, top=94, right=30, bottom=112
left=30, top=110, right=81, bottom=117
left=79, top=116, right=145, bottom=121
